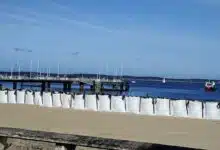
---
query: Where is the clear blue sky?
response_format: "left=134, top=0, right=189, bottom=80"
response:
left=0, top=0, right=220, bottom=79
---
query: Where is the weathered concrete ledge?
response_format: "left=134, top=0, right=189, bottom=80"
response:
left=0, top=127, right=201, bottom=150
left=0, top=104, right=219, bottom=149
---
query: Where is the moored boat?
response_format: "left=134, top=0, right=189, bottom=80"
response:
left=162, top=78, right=166, bottom=83
left=205, top=80, right=216, bottom=92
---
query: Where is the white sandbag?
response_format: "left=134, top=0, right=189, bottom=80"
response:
left=61, top=93, right=71, bottom=108
left=0, top=90, right=8, bottom=103
left=140, top=98, right=154, bottom=115
left=204, top=101, right=220, bottom=120
left=34, top=91, right=43, bottom=106
left=98, top=95, right=110, bottom=111
left=16, top=90, right=25, bottom=104
left=72, top=94, right=84, bottom=109
left=125, top=96, right=140, bottom=114
left=85, top=94, right=97, bottom=111
left=111, top=96, right=125, bottom=112
left=8, top=90, right=16, bottom=104
left=42, top=92, right=53, bottom=107
left=171, top=99, right=187, bottom=117
left=25, top=91, right=34, bottom=105
left=155, top=98, right=170, bottom=116
left=187, top=100, right=203, bottom=119
left=52, top=92, right=61, bottom=107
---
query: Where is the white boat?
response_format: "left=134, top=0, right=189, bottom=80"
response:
left=205, top=80, right=216, bottom=92
left=162, top=78, right=166, bottom=83
left=131, top=80, right=136, bottom=84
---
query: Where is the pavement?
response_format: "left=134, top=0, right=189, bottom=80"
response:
left=0, top=104, right=219, bottom=150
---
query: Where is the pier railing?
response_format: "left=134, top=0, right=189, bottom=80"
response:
left=0, top=74, right=123, bottom=83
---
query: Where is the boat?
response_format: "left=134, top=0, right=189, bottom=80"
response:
left=131, top=80, right=136, bottom=84
left=204, top=80, right=216, bottom=92
left=162, top=78, right=166, bottom=83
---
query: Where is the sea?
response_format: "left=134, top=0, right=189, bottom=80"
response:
left=1, top=80, right=220, bottom=102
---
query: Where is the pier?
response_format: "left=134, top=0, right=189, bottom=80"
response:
left=0, top=73, right=129, bottom=93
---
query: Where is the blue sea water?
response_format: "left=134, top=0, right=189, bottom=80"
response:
left=130, top=81, right=220, bottom=101
left=1, top=80, right=220, bottom=101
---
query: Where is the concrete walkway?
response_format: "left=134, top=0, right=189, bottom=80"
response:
left=0, top=104, right=219, bottom=150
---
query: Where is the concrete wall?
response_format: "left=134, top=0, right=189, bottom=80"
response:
left=0, top=90, right=220, bottom=120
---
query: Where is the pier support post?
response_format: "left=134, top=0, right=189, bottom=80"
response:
left=63, top=83, right=68, bottom=92
left=67, top=82, right=72, bottom=92
left=79, top=82, right=84, bottom=93
left=90, top=85, right=94, bottom=92
left=46, top=82, right=51, bottom=91
left=94, top=81, right=101, bottom=94
left=112, top=84, right=116, bottom=90
left=41, top=82, right=46, bottom=92
left=125, top=81, right=130, bottom=91
left=100, top=83, right=104, bottom=93
left=20, top=82, right=24, bottom=89
left=13, top=82, right=17, bottom=90
left=120, top=82, right=124, bottom=93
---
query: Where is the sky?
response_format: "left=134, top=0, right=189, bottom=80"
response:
left=0, top=0, right=220, bottom=79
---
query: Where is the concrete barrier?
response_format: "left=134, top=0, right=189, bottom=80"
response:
left=204, top=101, right=220, bottom=120
left=125, top=96, right=140, bottom=114
left=0, top=90, right=8, bottom=104
left=42, top=92, right=53, bottom=107
left=72, top=94, right=84, bottom=110
left=140, top=98, right=154, bottom=115
left=111, top=96, right=125, bottom=112
left=187, top=100, right=203, bottom=119
left=25, top=91, right=34, bottom=105
left=52, top=92, right=62, bottom=107
left=0, top=90, right=218, bottom=120
left=61, top=93, right=71, bottom=109
left=16, top=90, right=25, bottom=104
left=34, top=91, right=43, bottom=106
left=98, top=95, right=110, bottom=112
left=8, top=90, right=16, bottom=104
left=155, top=98, right=170, bottom=116
left=171, top=99, right=187, bottom=117
left=85, top=94, right=97, bottom=111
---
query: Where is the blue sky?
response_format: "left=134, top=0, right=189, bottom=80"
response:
left=0, top=0, right=220, bottom=79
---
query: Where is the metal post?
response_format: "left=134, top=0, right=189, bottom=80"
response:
left=48, top=67, right=50, bottom=77
left=41, top=82, right=46, bottom=92
left=120, top=63, right=123, bottom=79
left=30, top=60, right=32, bottom=78
left=46, top=68, right=49, bottom=78
left=39, top=67, right=41, bottom=78
left=18, top=64, right=21, bottom=79
left=13, top=82, right=17, bottom=90
left=10, top=66, right=13, bottom=78
left=37, top=60, right=40, bottom=78
left=67, top=82, right=72, bottom=92
left=57, top=62, right=60, bottom=78
left=106, top=63, right=108, bottom=81
left=79, top=82, right=84, bottom=93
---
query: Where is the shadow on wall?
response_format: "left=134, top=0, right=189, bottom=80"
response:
left=137, top=144, right=204, bottom=150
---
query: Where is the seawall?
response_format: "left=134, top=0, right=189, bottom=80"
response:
left=0, top=89, right=220, bottom=120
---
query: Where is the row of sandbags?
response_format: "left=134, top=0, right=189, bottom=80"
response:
left=0, top=90, right=220, bottom=120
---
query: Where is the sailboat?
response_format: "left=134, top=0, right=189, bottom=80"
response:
left=162, top=78, right=166, bottom=83
left=131, top=80, right=136, bottom=84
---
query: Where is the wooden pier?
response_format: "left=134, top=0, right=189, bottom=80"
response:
left=0, top=74, right=129, bottom=93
